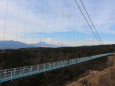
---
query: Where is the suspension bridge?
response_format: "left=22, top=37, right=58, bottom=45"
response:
left=0, top=0, right=115, bottom=85
left=0, top=53, right=114, bottom=83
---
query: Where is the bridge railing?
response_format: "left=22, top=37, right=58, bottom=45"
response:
left=0, top=53, right=114, bottom=82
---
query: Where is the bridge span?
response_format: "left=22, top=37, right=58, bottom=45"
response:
left=0, top=53, right=114, bottom=83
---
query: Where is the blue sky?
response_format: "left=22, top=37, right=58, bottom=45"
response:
left=0, top=0, right=115, bottom=46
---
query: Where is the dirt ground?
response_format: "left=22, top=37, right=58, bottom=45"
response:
left=67, top=55, right=115, bottom=86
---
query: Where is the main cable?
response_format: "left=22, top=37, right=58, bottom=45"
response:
left=79, top=0, right=104, bottom=45
left=74, top=0, right=102, bottom=45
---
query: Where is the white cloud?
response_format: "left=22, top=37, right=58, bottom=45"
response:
left=43, top=38, right=97, bottom=46
left=0, top=0, right=115, bottom=45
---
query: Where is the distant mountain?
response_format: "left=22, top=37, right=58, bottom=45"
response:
left=0, top=40, right=35, bottom=49
left=0, top=40, right=66, bottom=49
left=34, top=42, right=66, bottom=47
left=34, top=42, right=57, bottom=47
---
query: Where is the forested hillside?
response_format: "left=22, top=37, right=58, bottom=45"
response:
left=0, top=45, right=114, bottom=86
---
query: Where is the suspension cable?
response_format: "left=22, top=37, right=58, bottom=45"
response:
left=74, top=0, right=102, bottom=45
left=3, top=0, right=8, bottom=49
left=79, top=0, right=104, bottom=45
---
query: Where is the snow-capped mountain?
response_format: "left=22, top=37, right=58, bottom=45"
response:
left=34, top=42, right=66, bottom=47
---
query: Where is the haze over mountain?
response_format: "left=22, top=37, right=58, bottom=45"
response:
left=0, top=40, right=66, bottom=49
